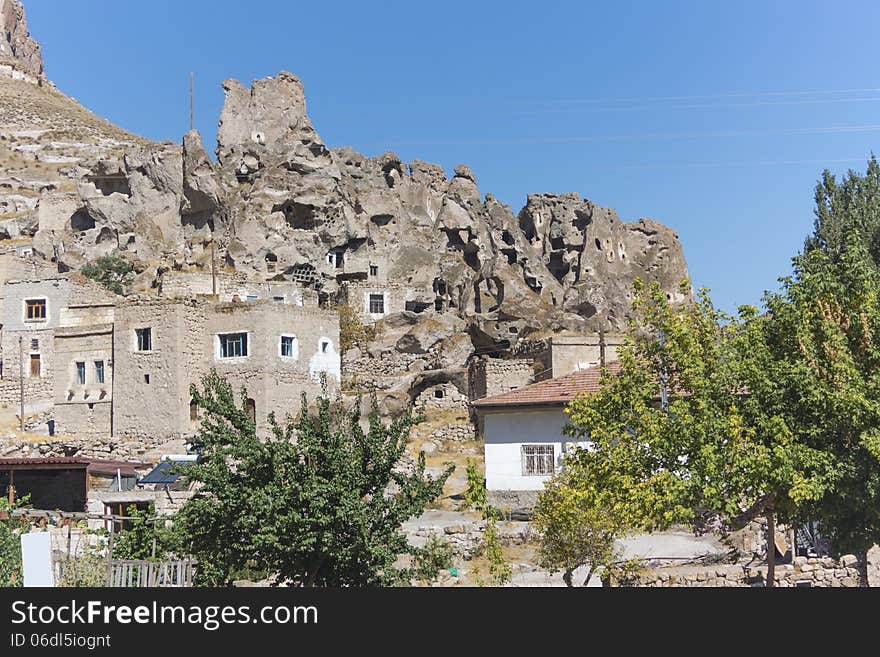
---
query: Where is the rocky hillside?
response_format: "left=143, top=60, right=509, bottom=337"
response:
left=1, top=0, right=690, bottom=386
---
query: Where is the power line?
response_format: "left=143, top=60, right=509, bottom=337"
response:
left=515, top=96, right=880, bottom=116
left=380, top=123, right=880, bottom=148
left=523, top=86, right=880, bottom=107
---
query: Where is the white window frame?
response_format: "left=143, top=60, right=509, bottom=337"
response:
left=216, top=331, right=250, bottom=360
left=23, top=297, right=48, bottom=323
left=521, top=444, right=555, bottom=477
left=94, top=360, right=105, bottom=384
left=279, top=334, right=299, bottom=360
left=75, top=361, right=86, bottom=385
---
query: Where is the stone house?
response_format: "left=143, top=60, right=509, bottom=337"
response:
left=52, top=302, right=115, bottom=438
left=112, top=296, right=341, bottom=441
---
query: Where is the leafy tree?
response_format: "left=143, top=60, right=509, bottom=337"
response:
left=806, top=155, right=880, bottom=266
left=478, top=516, right=511, bottom=586
left=80, top=254, right=134, bottom=294
left=112, top=503, right=172, bottom=561
left=564, top=280, right=835, bottom=586
left=758, top=159, right=880, bottom=582
left=174, top=370, right=453, bottom=586
left=337, top=303, right=377, bottom=352
left=463, top=458, right=487, bottom=513
left=533, top=462, right=629, bottom=587
left=0, top=498, right=27, bottom=587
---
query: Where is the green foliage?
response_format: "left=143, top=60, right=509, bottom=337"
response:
left=411, top=533, right=454, bottom=583
left=463, top=459, right=487, bottom=513
left=482, top=516, right=511, bottom=586
left=533, top=463, right=628, bottom=587
left=758, top=158, right=880, bottom=561
left=0, top=498, right=27, bottom=587
left=80, top=253, right=134, bottom=295
left=112, top=504, right=173, bottom=562
left=174, top=370, right=454, bottom=586
left=56, top=549, right=107, bottom=587
left=337, top=303, right=377, bottom=352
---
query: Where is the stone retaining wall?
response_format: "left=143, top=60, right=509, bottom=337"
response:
left=627, top=554, right=873, bottom=587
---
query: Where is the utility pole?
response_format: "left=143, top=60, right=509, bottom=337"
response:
left=189, top=71, right=194, bottom=132
left=598, top=321, right=607, bottom=368
left=18, top=336, right=24, bottom=432
left=211, top=239, right=217, bottom=296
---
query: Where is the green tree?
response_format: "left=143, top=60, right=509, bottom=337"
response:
left=757, top=160, right=880, bottom=582
left=174, top=370, right=453, bottom=586
left=80, top=254, right=134, bottom=294
left=112, top=503, right=172, bottom=561
left=463, top=459, right=487, bottom=513
left=564, top=280, right=835, bottom=586
left=0, top=498, right=27, bottom=587
left=533, top=463, right=628, bottom=587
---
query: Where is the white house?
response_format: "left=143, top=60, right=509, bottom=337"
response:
left=473, top=362, right=622, bottom=514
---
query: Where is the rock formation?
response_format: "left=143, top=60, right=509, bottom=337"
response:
left=0, top=0, right=44, bottom=82
left=0, top=0, right=691, bottom=404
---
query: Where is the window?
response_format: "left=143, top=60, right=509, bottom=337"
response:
left=273, top=296, right=284, bottom=303
left=246, top=295, right=258, bottom=302
left=280, top=335, right=297, bottom=358
left=94, top=360, right=105, bottom=384
left=369, top=264, right=378, bottom=277
left=369, top=294, right=385, bottom=314
left=320, top=340, right=329, bottom=353
left=75, top=361, right=86, bottom=385
left=219, top=332, right=248, bottom=358
left=30, top=354, right=41, bottom=379
left=30, top=338, right=39, bottom=351
left=521, top=445, right=555, bottom=476
left=434, top=389, right=445, bottom=399
left=25, top=299, right=46, bottom=320
left=135, top=328, right=152, bottom=351
left=144, top=373, right=150, bottom=384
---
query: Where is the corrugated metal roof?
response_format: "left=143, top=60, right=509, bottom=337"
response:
left=473, top=362, right=624, bottom=408
left=0, top=457, right=90, bottom=467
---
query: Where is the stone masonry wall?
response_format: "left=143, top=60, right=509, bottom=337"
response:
left=626, top=554, right=875, bottom=587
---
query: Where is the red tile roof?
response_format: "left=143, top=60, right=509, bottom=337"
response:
left=473, top=361, right=624, bottom=409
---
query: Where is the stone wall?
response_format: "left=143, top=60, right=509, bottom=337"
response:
left=0, top=377, right=52, bottom=408
left=414, top=382, right=468, bottom=411
left=0, top=434, right=168, bottom=461
left=468, top=356, right=536, bottom=400
left=625, top=554, right=873, bottom=587
left=408, top=518, right=533, bottom=560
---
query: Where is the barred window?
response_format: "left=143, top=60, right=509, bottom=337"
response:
left=521, top=445, right=555, bottom=476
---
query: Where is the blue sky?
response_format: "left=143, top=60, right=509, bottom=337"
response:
left=24, top=0, right=880, bottom=313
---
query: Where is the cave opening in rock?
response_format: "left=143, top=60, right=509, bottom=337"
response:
left=283, top=202, right=318, bottom=230
left=70, top=210, right=95, bottom=232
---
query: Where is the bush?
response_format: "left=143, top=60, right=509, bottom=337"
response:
left=80, top=254, right=134, bottom=295
left=463, top=459, right=487, bottom=513
left=337, top=303, right=377, bottom=352
left=411, top=533, right=454, bottom=582
left=0, top=499, right=25, bottom=587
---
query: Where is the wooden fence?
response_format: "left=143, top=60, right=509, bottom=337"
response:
left=107, top=560, right=196, bottom=587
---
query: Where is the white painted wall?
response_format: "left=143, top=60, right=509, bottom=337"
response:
left=483, top=409, right=588, bottom=491
left=308, top=336, right=341, bottom=382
